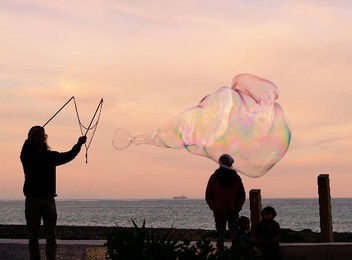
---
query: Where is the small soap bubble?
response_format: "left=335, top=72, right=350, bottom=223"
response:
left=113, top=74, right=291, bottom=178
left=112, top=128, right=133, bottom=150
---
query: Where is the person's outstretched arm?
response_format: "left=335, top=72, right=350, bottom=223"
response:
left=51, top=136, right=87, bottom=166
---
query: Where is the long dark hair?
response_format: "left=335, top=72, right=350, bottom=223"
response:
left=27, top=126, right=49, bottom=151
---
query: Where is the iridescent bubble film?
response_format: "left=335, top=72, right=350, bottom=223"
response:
left=113, top=74, right=291, bottom=177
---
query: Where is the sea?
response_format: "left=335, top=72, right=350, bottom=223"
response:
left=1, top=198, right=351, bottom=233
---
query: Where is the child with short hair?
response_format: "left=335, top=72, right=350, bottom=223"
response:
left=253, top=206, right=281, bottom=260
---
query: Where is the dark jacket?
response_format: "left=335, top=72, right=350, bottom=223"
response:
left=253, top=219, right=281, bottom=242
left=205, top=166, right=246, bottom=217
left=20, top=139, right=82, bottom=198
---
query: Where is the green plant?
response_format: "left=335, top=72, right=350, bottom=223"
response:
left=175, top=238, right=215, bottom=260
left=105, top=219, right=261, bottom=259
left=105, top=219, right=179, bottom=260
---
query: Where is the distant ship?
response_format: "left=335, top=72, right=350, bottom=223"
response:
left=173, top=196, right=187, bottom=200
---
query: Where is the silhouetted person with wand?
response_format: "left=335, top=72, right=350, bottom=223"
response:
left=20, top=126, right=86, bottom=260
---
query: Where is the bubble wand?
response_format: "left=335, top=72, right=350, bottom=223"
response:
left=43, top=96, right=74, bottom=127
left=42, top=96, right=103, bottom=163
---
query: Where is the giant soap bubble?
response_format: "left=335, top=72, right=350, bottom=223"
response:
left=113, top=74, right=291, bottom=177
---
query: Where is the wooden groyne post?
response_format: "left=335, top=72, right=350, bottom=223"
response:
left=318, top=174, right=333, bottom=242
left=249, top=189, right=262, bottom=229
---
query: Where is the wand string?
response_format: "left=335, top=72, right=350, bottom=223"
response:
left=84, top=98, right=104, bottom=136
left=83, top=98, right=104, bottom=163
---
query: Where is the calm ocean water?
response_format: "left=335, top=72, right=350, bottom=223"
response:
left=1, top=198, right=351, bottom=233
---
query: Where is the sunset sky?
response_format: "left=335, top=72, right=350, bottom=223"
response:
left=1, top=0, right=351, bottom=199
